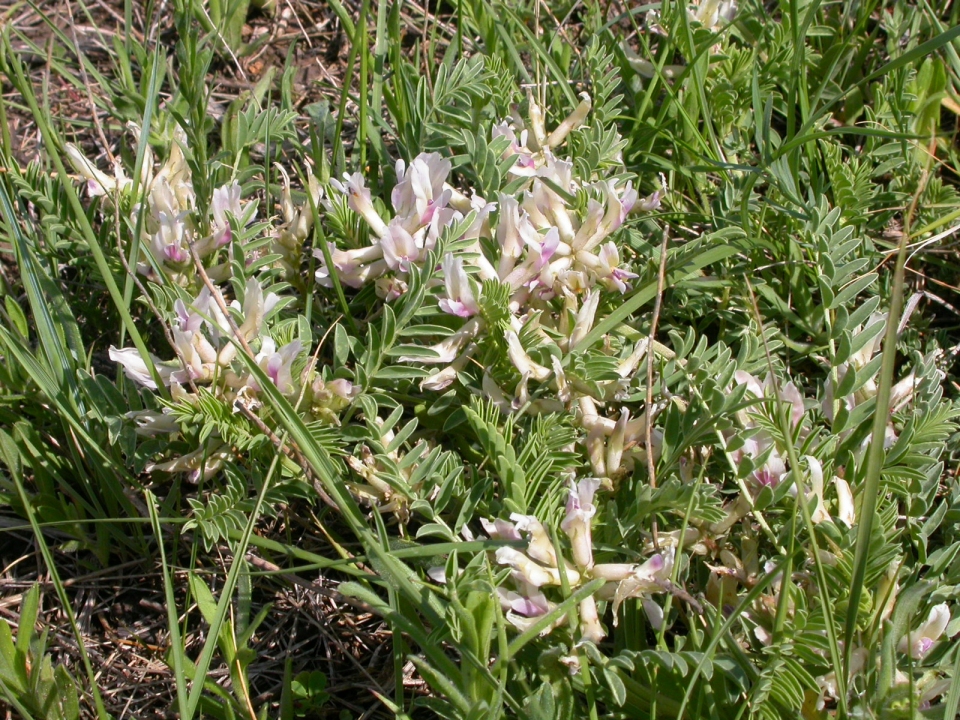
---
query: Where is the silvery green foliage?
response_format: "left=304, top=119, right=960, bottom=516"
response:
left=59, top=46, right=960, bottom=720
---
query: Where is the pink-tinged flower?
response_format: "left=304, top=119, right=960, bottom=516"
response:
left=65, top=144, right=128, bottom=196
left=190, top=286, right=222, bottom=329
left=560, top=477, right=601, bottom=570
left=511, top=514, right=558, bottom=567
left=373, top=274, right=406, bottom=301
left=569, top=290, right=600, bottom=351
left=174, top=298, right=203, bottom=334
left=237, top=277, right=279, bottom=342
left=505, top=331, right=552, bottom=382
left=571, top=199, right=605, bottom=252
left=267, top=341, right=302, bottom=395
left=392, top=153, right=452, bottom=224
left=643, top=598, right=665, bottom=630
left=492, top=122, right=537, bottom=176
left=503, top=226, right=561, bottom=291
left=310, top=376, right=359, bottom=416
left=174, top=301, right=218, bottom=365
left=125, top=409, right=180, bottom=436
left=255, top=338, right=303, bottom=395
left=546, top=92, right=592, bottom=148
left=578, top=594, right=605, bottom=644
left=529, top=227, right=561, bottom=270
left=495, top=547, right=573, bottom=587
left=746, top=439, right=787, bottom=488
left=438, top=253, right=479, bottom=318
left=735, top=371, right=806, bottom=424
left=637, top=189, right=661, bottom=212
left=420, top=343, right=475, bottom=391
left=109, top=346, right=176, bottom=389
left=898, top=603, right=952, bottom=659
left=598, top=243, right=639, bottom=294
left=151, top=211, right=190, bottom=265
left=781, top=382, right=806, bottom=428
left=330, top=172, right=388, bottom=237
left=479, top=517, right=522, bottom=541
left=596, top=180, right=630, bottom=242
left=380, top=221, right=420, bottom=272
left=211, top=181, right=251, bottom=246
left=607, top=550, right=674, bottom=619
left=498, top=588, right=564, bottom=634
left=498, top=587, right=551, bottom=618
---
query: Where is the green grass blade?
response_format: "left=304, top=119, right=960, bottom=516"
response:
left=146, top=490, right=190, bottom=719
left=842, top=172, right=917, bottom=675
left=0, top=32, right=168, bottom=397
left=0, top=427, right=109, bottom=718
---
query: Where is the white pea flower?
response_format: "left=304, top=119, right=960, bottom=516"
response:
left=392, top=152, right=452, bottom=225
left=545, top=92, right=592, bottom=148
left=255, top=339, right=303, bottom=396
left=438, top=253, right=479, bottom=318
left=400, top=318, right=481, bottom=364
left=331, top=171, right=388, bottom=237
left=65, top=144, right=129, bottom=197
left=479, top=516, right=522, bottom=541
left=597, top=243, right=639, bottom=294
left=898, top=603, right=952, bottom=659
left=560, top=477, right=601, bottom=570
left=578, top=594, right=605, bottom=644
left=836, top=477, right=855, bottom=526
left=511, top=513, right=558, bottom=567
left=211, top=181, right=253, bottom=246
left=109, top=346, right=178, bottom=389
left=568, top=290, right=600, bottom=351
left=380, top=221, right=421, bottom=273
left=495, top=546, right=578, bottom=587
left=505, top=331, right=552, bottom=382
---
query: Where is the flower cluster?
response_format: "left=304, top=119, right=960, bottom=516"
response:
left=318, top=95, right=663, bottom=496
left=61, top=77, right=955, bottom=717
left=64, top=131, right=361, bottom=481
left=67, top=127, right=257, bottom=282
left=481, top=477, right=673, bottom=643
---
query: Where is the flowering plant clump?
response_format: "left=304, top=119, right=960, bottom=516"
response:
left=20, top=15, right=959, bottom=718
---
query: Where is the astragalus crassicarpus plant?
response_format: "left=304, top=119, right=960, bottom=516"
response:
left=83, top=78, right=957, bottom=718
left=5, top=1, right=960, bottom=717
